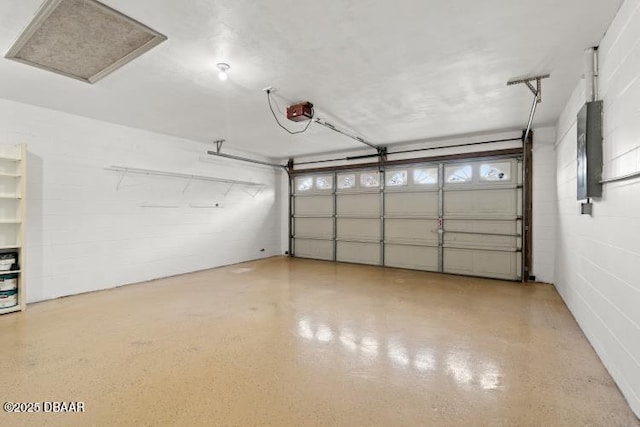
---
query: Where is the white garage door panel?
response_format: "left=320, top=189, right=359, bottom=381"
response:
left=337, top=193, right=380, bottom=217
left=295, top=239, right=333, bottom=260
left=292, top=159, right=523, bottom=281
left=444, top=248, right=518, bottom=280
left=295, top=196, right=333, bottom=216
left=445, top=189, right=517, bottom=218
left=385, top=192, right=438, bottom=217
left=337, top=218, right=380, bottom=241
left=385, top=219, right=438, bottom=245
left=445, top=219, right=517, bottom=234
left=337, top=242, right=380, bottom=265
left=294, top=218, right=333, bottom=239
left=385, top=244, right=438, bottom=271
left=444, top=234, right=517, bottom=250
left=444, top=220, right=517, bottom=249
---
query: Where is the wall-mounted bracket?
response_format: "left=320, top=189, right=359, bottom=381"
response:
left=377, top=146, right=388, bottom=171
left=377, top=146, right=388, bottom=161
left=181, top=178, right=192, bottom=194
left=507, top=74, right=550, bottom=103
left=213, top=139, right=225, bottom=153
left=224, top=183, right=235, bottom=197
left=242, top=187, right=263, bottom=198
left=116, top=172, right=126, bottom=191
left=508, top=74, right=550, bottom=143
left=580, top=199, right=593, bottom=215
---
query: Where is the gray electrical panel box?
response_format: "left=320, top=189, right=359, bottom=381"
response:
left=577, top=101, right=603, bottom=200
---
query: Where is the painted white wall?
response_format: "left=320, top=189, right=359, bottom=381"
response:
left=554, top=0, right=640, bottom=416
left=531, top=126, right=557, bottom=284
left=0, top=99, right=283, bottom=303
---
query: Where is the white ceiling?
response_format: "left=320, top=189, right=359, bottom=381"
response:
left=0, top=0, right=623, bottom=158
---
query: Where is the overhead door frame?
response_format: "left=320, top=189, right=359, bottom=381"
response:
left=290, top=146, right=531, bottom=281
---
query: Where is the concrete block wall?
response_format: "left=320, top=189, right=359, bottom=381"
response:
left=554, top=0, right=640, bottom=416
left=0, top=99, right=283, bottom=303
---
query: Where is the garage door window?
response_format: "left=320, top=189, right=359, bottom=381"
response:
left=337, top=174, right=356, bottom=189
left=480, top=162, right=511, bottom=182
left=445, top=165, right=472, bottom=183
left=296, top=176, right=313, bottom=192
left=315, top=175, right=333, bottom=190
left=360, top=172, right=380, bottom=188
left=412, top=167, right=438, bottom=185
left=386, top=170, right=407, bottom=186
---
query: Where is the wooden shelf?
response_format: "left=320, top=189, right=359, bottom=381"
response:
left=0, top=270, right=21, bottom=274
left=0, top=157, right=21, bottom=162
left=0, top=220, right=21, bottom=224
left=0, top=173, right=20, bottom=178
left=0, top=194, right=21, bottom=199
left=0, top=245, right=21, bottom=250
left=0, top=305, right=21, bottom=315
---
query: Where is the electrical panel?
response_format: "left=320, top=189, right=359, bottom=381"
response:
left=577, top=101, right=603, bottom=200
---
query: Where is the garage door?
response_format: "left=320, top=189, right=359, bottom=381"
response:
left=292, top=157, right=522, bottom=281
left=442, top=160, right=522, bottom=280
left=292, top=175, right=334, bottom=260
left=336, top=171, right=381, bottom=265
left=384, top=166, right=439, bottom=271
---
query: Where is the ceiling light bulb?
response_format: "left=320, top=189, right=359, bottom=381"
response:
left=216, top=63, right=230, bottom=81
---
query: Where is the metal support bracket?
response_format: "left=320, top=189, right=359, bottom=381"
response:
left=181, top=178, right=192, bottom=194
left=507, top=74, right=549, bottom=103
left=213, top=139, right=225, bottom=153
left=377, top=146, right=388, bottom=171
left=224, top=183, right=235, bottom=197
left=116, top=172, right=126, bottom=191
left=508, top=74, right=550, bottom=143
left=242, top=187, right=263, bottom=198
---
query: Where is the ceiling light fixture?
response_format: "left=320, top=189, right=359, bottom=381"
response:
left=217, top=63, right=230, bottom=81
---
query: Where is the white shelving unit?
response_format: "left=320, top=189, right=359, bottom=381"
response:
left=0, top=144, right=26, bottom=315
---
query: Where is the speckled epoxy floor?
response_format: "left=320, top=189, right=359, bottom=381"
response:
left=1, top=256, right=638, bottom=426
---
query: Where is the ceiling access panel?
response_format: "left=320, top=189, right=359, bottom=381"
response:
left=5, top=0, right=166, bottom=83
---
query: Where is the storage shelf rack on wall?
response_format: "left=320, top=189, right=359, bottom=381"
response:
left=104, top=165, right=265, bottom=197
left=0, top=144, right=26, bottom=315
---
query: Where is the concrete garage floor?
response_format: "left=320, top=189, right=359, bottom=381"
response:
left=1, top=257, right=638, bottom=426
